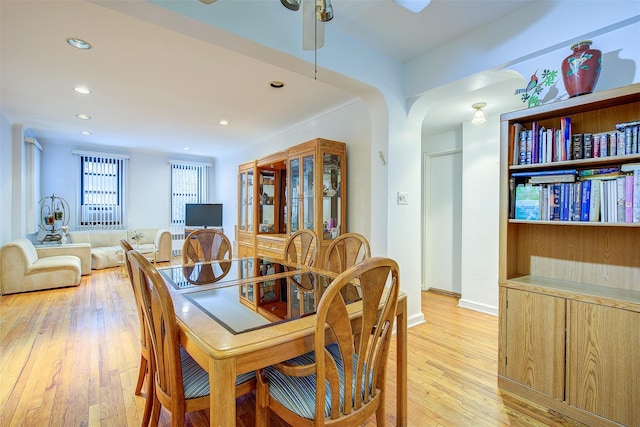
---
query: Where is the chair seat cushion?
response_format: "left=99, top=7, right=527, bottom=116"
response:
left=262, top=343, right=352, bottom=419
left=180, top=347, right=255, bottom=400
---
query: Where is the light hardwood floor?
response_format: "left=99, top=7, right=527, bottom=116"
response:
left=0, top=262, right=586, bottom=426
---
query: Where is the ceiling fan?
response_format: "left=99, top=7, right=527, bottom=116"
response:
left=197, top=0, right=333, bottom=51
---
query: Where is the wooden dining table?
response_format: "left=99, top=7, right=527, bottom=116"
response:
left=159, top=256, right=407, bottom=427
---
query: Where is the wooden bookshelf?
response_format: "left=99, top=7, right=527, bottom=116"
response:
left=498, top=83, right=640, bottom=427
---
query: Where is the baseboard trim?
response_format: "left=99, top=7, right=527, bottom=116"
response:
left=458, top=298, right=498, bottom=316
left=426, top=287, right=461, bottom=299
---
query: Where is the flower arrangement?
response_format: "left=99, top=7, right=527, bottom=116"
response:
left=129, top=230, right=144, bottom=246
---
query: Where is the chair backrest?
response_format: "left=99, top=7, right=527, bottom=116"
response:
left=283, top=229, right=319, bottom=267
left=182, top=229, right=232, bottom=264
left=324, top=232, right=371, bottom=273
left=314, top=257, right=399, bottom=422
left=120, top=239, right=149, bottom=348
left=128, top=250, right=186, bottom=415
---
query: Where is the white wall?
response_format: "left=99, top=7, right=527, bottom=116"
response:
left=216, top=99, right=374, bottom=246
left=458, top=116, right=501, bottom=315
left=39, top=142, right=215, bottom=234
left=0, top=113, right=11, bottom=244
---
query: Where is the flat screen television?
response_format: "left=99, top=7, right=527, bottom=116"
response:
left=185, top=203, right=223, bottom=228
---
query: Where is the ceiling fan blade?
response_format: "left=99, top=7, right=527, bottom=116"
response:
left=198, top=0, right=218, bottom=3
left=302, top=0, right=324, bottom=50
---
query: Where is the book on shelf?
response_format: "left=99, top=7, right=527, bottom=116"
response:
left=512, top=169, right=577, bottom=177
left=583, top=133, right=593, bottom=158
left=528, top=174, right=576, bottom=184
left=512, top=123, right=525, bottom=165
left=579, top=166, right=621, bottom=176
left=580, top=179, right=591, bottom=221
left=621, top=162, right=640, bottom=172
left=625, top=174, right=634, bottom=223
left=616, top=176, right=626, bottom=222
left=572, top=133, right=583, bottom=160
left=514, top=184, right=541, bottom=220
left=589, top=180, right=601, bottom=222
left=634, top=170, right=640, bottom=222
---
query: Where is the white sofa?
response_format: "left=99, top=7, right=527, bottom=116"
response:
left=0, top=238, right=82, bottom=295
left=67, top=228, right=171, bottom=270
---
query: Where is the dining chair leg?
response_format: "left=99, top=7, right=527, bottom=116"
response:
left=135, top=355, right=147, bottom=396
left=255, top=372, right=271, bottom=427
left=140, top=370, right=153, bottom=427
left=376, top=393, right=386, bottom=427
left=149, top=393, right=161, bottom=427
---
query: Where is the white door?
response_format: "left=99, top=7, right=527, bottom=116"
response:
left=423, top=150, right=462, bottom=294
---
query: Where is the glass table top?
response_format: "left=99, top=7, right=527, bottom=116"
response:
left=159, top=257, right=293, bottom=289
left=161, top=260, right=361, bottom=335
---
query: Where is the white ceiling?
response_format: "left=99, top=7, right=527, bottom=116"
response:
left=0, top=0, right=534, bottom=158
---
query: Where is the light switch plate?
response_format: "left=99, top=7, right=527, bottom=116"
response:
left=397, top=192, right=408, bottom=205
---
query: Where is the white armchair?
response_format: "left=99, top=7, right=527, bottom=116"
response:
left=0, top=238, right=82, bottom=295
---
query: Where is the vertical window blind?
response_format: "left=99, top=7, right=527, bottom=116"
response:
left=170, top=160, right=210, bottom=227
left=73, top=150, right=128, bottom=229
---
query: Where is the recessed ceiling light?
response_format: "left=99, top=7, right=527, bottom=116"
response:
left=76, top=114, right=91, bottom=120
left=80, top=131, right=92, bottom=135
left=74, top=86, right=92, bottom=94
left=66, top=38, right=92, bottom=50
left=218, top=120, right=229, bottom=126
left=269, top=81, right=285, bottom=88
left=183, top=147, right=190, bottom=151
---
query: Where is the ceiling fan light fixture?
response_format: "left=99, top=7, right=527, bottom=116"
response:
left=472, top=102, right=487, bottom=124
left=281, top=0, right=301, bottom=11
left=316, top=0, right=333, bottom=22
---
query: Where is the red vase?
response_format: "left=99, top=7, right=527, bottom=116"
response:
left=561, top=40, right=602, bottom=97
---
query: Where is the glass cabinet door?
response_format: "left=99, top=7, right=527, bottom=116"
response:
left=302, top=154, right=314, bottom=231
left=239, top=172, right=247, bottom=231
left=322, top=153, right=341, bottom=240
left=247, top=170, right=253, bottom=231
left=238, top=168, right=255, bottom=232
left=290, top=158, right=300, bottom=233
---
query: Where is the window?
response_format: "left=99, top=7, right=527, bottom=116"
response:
left=170, top=161, right=210, bottom=226
left=73, top=150, right=128, bottom=228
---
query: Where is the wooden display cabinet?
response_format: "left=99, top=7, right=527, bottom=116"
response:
left=236, top=138, right=347, bottom=264
left=498, top=83, right=640, bottom=426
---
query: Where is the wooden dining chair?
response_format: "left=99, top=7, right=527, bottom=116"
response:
left=256, top=257, right=400, bottom=427
left=283, top=229, right=319, bottom=267
left=120, top=239, right=153, bottom=426
left=323, top=232, right=371, bottom=273
left=182, top=228, right=232, bottom=265
left=127, top=250, right=255, bottom=426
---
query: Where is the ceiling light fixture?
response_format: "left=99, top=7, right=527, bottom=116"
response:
left=76, top=114, right=91, bottom=120
left=393, top=0, right=431, bottom=13
left=218, top=120, right=229, bottom=126
left=472, top=102, right=487, bottom=124
left=66, top=37, right=92, bottom=50
left=80, top=131, right=92, bottom=135
left=270, top=81, right=285, bottom=88
left=316, top=0, right=333, bottom=21
left=74, top=86, right=92, bottom=94
left=280, top=0, right=300, bottom=11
